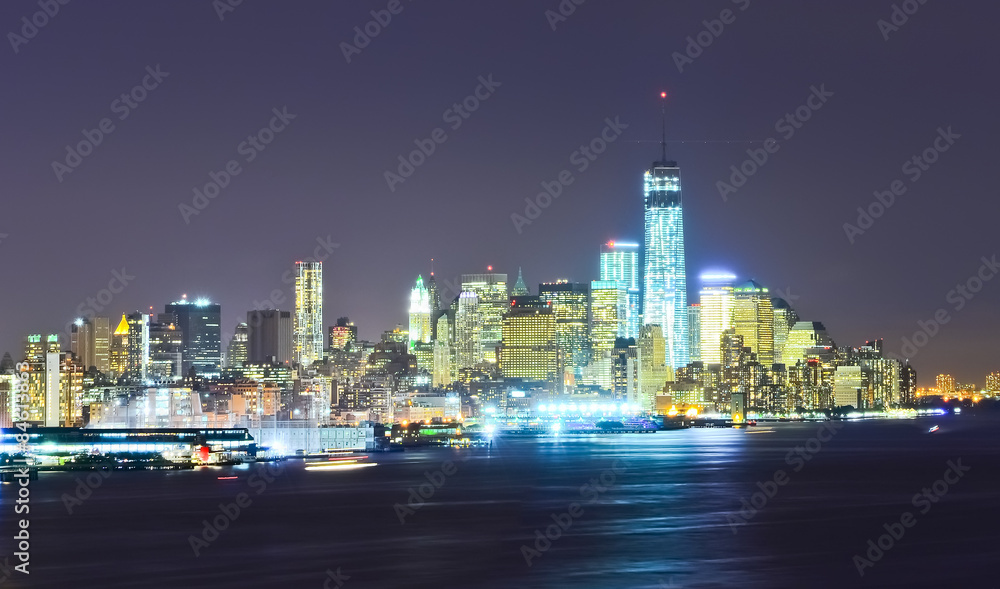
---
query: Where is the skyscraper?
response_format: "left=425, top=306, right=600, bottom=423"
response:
left=328, top=317, right=358, bottom=351
left=460, top=271, right=507, bottom=363
left=125, top=312, right=150, bottom=383
left=642, top=159, right=689, bottom=369
left=600, top=241, right=641, bottom=338
left=110, top=314, right=129, bottom=378
left=590, top=280, right=627, bottom=360
left=687, top=304, right=701, bottom=363
left=772, top=298, right=798, bottom=366
left=538, top=281, right=590, bottom=382
left=699, top=277, right=735, bottom=365
left=294, top=261, right=324, bottom=368
left=164, top=299, right=222, bottom=378
left=732, top=280, right=775, bottom=366
left=226, top=322, right=249, bottom=368
left=408, top=275, right=432, bottom=347
left=454, top=292, right=482, bottom=369
left=500, top=296, right=557, bottom=382
left=247, top=310, right=293, bottom=365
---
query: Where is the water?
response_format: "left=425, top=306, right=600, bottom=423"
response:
left=6, top=414, right=998, bottom=588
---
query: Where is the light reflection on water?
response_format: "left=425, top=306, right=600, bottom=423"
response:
left=5, top=414, right=997, bottom=588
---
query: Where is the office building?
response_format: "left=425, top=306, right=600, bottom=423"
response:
left=294, top=261, right=324, bottom=368
left=247, top=310, right=293, bottom=365
left=164, top=299, right=222, bottom=378
left=409, top=275, right=433, bottom=347
left=499, top=296, right=557, bottom=382
left=539, top=281, right=590, bottom=381
left=328, top=317, right=358, bottom=351
left=699, top=278, right=735, bottom=365
left=732, top=280, right=774, bottom=366
left=226, top=322, right=249, bottom=368
left=460, top=272, right=508, bottom=363
left=600, top=241, right=641, bottom=338
left=642, top=159, right=689, bottom=369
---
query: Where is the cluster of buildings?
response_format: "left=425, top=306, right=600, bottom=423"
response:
left=1, top=147, right=993, bottom=434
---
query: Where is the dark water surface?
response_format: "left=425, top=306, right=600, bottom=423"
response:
left=5, top=414, right=998, bottom=588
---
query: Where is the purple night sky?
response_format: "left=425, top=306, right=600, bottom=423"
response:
left=1, top=0, right=997, bottom=384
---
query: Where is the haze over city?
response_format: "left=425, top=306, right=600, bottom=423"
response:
left=2, top=1, right=998, bottom=384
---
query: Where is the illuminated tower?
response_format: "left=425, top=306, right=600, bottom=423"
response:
left=164, top=299, right=222, bottom=378
left=642, top=93, right=688, bottom=369
left=589, top=280, right=627, bottom=360
left=687, top=304, right=701, bottom=363
left=732, top=280, right=774, bottom=366
left=538, top=281, right=590, bottom=382
left=225, top=322, right=248, bottom=368
left=110, top=314, right=129, bottom=378
left=22, top=334, right=60, bottom=425
left=455, top=292, right=482, bottom=369
left=460, top=270, right=507, bottom=363
left=772, top=298, right=798, bottom=366
left=500, top=296, right=557, bottom=382
left=409, top=275, right=433, bottom=347
left=699, top=275, right=735, bottom=365
left=600, top=241, right=641, bottom=338
left=125, top=312, right=150, bottom=383
left=513, top=267, right=529, bottom=296
left=294, top=261, right=324, bottom=368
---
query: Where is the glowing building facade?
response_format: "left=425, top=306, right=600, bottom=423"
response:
left=164, top=299, right=222, bottom=378
left=538, top=281, right=590, bottom=381
left=500, top=296, right=557, bottom=382
left=699, top=281, right=735, bottom=365
left=460, top=272, right=508, bottom=363
left=642, top=163, right=688, bottom=369
left=294, top=261, right=324, bottom=368
left=600, top=241, right=641, bottom=338
left=408, top=275, right=432, bottom=347
left=732, top=280, right=775, bottom=366
left=590, top=280, right=627, bottom=360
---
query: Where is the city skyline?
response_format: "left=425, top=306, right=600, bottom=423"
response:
left=1, top=1, right=998, bottom=385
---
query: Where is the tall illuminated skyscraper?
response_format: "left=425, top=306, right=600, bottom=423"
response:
left=539, top=281, right=590, bottom=381
left=455, top=291, right=482, bottom=369
left=600, top=241, right=641, bottom=338
left=110, top=314, right=129, bottom=378
left=732, top=280, right=774, bottom=366
left=460, top=271, right=507, bottom=363
left=294, top=261, right=324, bottom=368
left=590, top=280, right=627, bottom=359
left=642, top=142, right=689, bottom=369
left=500, top=296, right=557, bottom=382
left=687, top=304, right=701, bottom=363
left=409, top=275, right=432, bottom=347
left=164, top=298, right=222, bottom=378
left=513, top=267, right=529, bottom=296
left=125, top=312, right=150, bottom=383
left=699, top=275, right=735, bottom=365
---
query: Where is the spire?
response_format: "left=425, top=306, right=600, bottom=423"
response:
left=513, top=267, right=529, bottom=296
left=660, top=91, right=667, bottom=163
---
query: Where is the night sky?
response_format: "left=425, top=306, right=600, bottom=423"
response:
left=1, top=0, right=997, bottom=385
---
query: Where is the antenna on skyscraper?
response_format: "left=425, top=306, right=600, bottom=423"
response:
left=430, top=258, right=435, bottom=277
left=659, top=91, right=668, bottom=163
